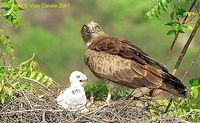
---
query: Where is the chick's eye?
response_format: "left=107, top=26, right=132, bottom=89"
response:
left=95, top=26, right=100, bottom=30
left=76, top=75, right=80, bottom=78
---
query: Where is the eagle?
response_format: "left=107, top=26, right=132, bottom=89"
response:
left=56, top=71, right=88, bottom=113
left=81, top=21, right=188, bottom=103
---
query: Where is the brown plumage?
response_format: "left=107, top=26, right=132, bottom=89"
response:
left=81, top=21, right=188, bottom=102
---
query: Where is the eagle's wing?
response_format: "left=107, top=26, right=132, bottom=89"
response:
left=89, top=37, right=168, bottom=72
left=86, top=37, right=187, bottom=96
left=85, top=37, right=167, bottom=88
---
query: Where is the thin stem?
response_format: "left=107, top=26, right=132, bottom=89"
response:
left=164, top=34, right=179, bottom=64
left=195, top=5, right=200, bottom=16
left=182, top=48, right=200, bottom=81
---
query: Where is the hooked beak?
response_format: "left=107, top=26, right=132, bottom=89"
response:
left=82, top=25, right=96, bottom=36
left=80, top=78, right=88, bottom=85
left=87, top=29, right=96, bottom=36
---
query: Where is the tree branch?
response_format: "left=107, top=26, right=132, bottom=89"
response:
left=164, top=0, right=198, bottom=65
left=172, top=17, right=200, bottom=75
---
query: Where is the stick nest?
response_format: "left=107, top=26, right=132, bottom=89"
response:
left=0, top=88, right=189, bottom=123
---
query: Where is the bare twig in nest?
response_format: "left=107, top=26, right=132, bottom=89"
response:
left=72, top=104, right=109, bottom=123
left=0, top=86, right=190, bottom=123
left=0, top=109, right=64, bottom=115
left=18, top=83, right=40, bottom=122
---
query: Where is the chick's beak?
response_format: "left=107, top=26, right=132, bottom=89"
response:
left=80, top=78, right=88, bottom=85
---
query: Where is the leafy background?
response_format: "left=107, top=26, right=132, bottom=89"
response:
left=1, top=0, right=200, bottom=86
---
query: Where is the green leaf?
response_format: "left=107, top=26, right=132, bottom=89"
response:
left=182, top=25, right=193, bottom=31
left=189, top=78, right=200, bottom=87
left=167, top=29, right=177, bottom=35
left=170, top=11, right=175, bottom=19
left=35, top=72, right=43, bottom=81
left=0, top=94, right=6, bottom=104
left=21, top=81, right=31, bottom=89
left=11, top=82, right=18, bottom=88
left=176, top=7, right=186, bottom=17
left=165, top=21, right=180, bottom=26
left=146, top=0, right=172, bottom=19
left=191, top=86, right=199, bottom=99
left=3, top=86, right=13, bottom=95
left=29, top=71, right=37, bottom=79
left=46, top=77, right=53, bottom=87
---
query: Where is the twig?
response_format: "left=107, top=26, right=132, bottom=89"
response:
left=19, top=53, right=35, bottom=67
left=0, top=109, right=64, bottom=115
left=182, top=48, right=200, bottom=81
left=18, top=83, right=40, bottom=122
left=42, top=110, right=46, bottom=123
left=172, top=17, right=200, bottom=75
left=164, top=33, right=179, bottom=64
left=195, top=5, right=200, bottom=16
left=72, top=104, right=109, bottom=123
left=9, top=53, right=36, bottom=84
left=164, top=0, right=198, bottom=64
left=164, top=94, right=174, bottom=113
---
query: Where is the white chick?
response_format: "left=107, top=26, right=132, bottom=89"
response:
left=56, top=71, right=88, bottom=113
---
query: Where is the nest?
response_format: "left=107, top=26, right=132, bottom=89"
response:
left=0, top=88, right=189, bottom=123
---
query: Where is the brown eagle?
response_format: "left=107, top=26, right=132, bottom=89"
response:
left=81, top=21, right=188, bottom=103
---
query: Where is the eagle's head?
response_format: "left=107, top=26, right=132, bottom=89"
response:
left=81, top=21, right=106, bottom=44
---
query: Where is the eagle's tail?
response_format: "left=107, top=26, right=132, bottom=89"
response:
left=160, top=73, right=188, bottom=98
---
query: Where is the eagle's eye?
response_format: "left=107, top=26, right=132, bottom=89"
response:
left=83, top=25, right=88, bottom=30
left=95, top=25, right=100, bottom=31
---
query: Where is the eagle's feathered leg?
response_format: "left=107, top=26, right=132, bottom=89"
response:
left=106, top=88, right=112, bottom=103
left=105, top=81, right=115, bottom=104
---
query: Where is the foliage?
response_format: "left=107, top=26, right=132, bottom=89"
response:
left=0, top=0, right=54, bottom=105
left=1, top=0, right=22, bottom=25
left=149, top=78, right=200, bottom=122
left=146, top=0, right=199, bottom=35
left=176, top=78, right=200, bottom=122
left=84, top=81, right=130, bottom=101
left=0, top=32, right=14, bottom=61
left=0, top=51, right=54, bottom=104
left=146, top=0, right=172, bottom=19
left=84, top=82, right=108, bottom=100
